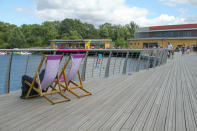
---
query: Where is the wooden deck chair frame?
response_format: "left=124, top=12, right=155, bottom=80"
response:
left=25, top=55, right=70, bottom=104
left=56, top=54, right=92, bottom=98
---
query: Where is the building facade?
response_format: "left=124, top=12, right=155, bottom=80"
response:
left=50, top=39, right=112, bottom=49
left=128, top=24, right=197, bottom=49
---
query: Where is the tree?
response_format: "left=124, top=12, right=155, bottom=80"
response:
left=126, top=21, right=139, bottom=38
left=99, top=27, right=109, bottom=38
left=61, top=33, right=69, bottom=40
left=60, top=19, right=84, bottom=36
left=83, top=23, right=99, bottom=39
left=115, top=37, right=128, bottom=48
left=100, top=23, right=113, bottom=38
left=42, top=21, right=59, bottom=44
left=0, top=21, right=16, bottom=48
left=8, top=27, right=26, bottom=48
left=0, top=19, right=139, bottom=49
left=68, top=30, right=82, bottom=40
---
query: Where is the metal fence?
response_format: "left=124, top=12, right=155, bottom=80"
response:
left=0, top=49, right=168, bottom=94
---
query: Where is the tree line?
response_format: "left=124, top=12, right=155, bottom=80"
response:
left=0, top=19, right=138, bottom=49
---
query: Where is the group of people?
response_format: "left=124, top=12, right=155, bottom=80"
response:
left=180, top=44, right=191, bottom=55
left=168, top=42, right=193, bottom=57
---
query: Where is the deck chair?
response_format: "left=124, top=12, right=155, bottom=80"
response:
left=57, top=54, right=92, bottom=98
left=25, top=55, right=70, bottom=104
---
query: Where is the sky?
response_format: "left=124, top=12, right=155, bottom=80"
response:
left=0, top=0, right=197, bottom=27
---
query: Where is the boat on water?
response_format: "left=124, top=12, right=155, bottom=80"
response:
left=0, top=52, right=7, bottom=55
left=0, top=51, right=32, bottom=55
left=20, top=51, right=32, bottom=55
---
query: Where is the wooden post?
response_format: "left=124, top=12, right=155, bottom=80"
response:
left=4, top=52, right=13, bottom=93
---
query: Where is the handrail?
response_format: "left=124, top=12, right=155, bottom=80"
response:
left=0, top=48, right=169, bottom=94
left=0, top=48, right=167, bottom=52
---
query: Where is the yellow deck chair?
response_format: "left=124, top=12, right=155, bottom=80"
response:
left=25, top=55, right=70, bottom=104
left=57, top=54, right=92, bottom=98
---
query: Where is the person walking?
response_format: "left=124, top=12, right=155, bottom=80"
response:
left=167, top=43, right=171, bottom=58
left=167, top=42, right=173, bottom=58
left=181, top=44, right=185, bottom=55
left=170, top=43, right=174, bottom=59
left=187, top=45, right=190, bottom=54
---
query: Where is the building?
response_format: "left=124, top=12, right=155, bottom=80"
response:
left=50, top=39, right=112, bottom=49
left=128, top=24, right=197, bottom=49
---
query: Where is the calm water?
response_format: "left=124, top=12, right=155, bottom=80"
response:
left=0, top=55, right=146, bottom=94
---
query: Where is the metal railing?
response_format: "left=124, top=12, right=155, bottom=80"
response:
left=0, top=49, right=169, bottom=94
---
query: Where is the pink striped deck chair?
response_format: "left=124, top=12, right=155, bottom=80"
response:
left=25, top=55, right=70, bottom=104
left=57, top=54, right=92, bottom=98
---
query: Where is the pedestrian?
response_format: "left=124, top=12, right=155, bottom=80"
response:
left=167, top=42, right=173, bottom=58
left=170, top=43, right=174, bottom=59
left=187, top=45, right=190, bottom=54
left=196, top=44, right=197, bottom=55
left=181, top=44, right=185, bottom=55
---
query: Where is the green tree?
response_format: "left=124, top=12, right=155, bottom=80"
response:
left=61, top=33, right=69, bottom=40
left=0, top=21, right=16, bottom=48
left=8, top=27, right=26, bottom=48
left=68, top=30, right=82, bottom=40
left=0, top=19, right=139, bottom=49
left=100, top=23, right=113, bottom=38
left=126, top=21, right=139, bottom=38
left=99, top=27, right=109, bottom=38
left=83, top=23, right=99, bottom=39
left=115, top=37, right=128, bottom=48
left=42, top=21, right=59, bottom=44
left=60, top=19, right=85, bottom=37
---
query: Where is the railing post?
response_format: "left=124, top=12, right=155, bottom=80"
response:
left=158, top=50, right=162, bottom=66
left=160, top=50, right=165, bottom=65
left=25, top=55, right=30, bottom=75
left=105, top=51, right=112, bottom=77
left=122, top=51, right=129, bottom=74
left=164, top=49, right=168, bottom=63
left=81, top=51, right=88, bottom=81
left=162, top=50, right=166, bottom=64
left=4, top=52, right=13, bottom=93
left=146, top=50, right=151, bottom=69
left=136, top=50, right=142, bottom=72
left=152, top=49, right=158, bottom=68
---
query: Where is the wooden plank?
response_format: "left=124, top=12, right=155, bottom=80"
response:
left=118, top=66, right=167, bottom=130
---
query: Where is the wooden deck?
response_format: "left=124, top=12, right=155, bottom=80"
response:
left=0, top=53, right=197, bottom=131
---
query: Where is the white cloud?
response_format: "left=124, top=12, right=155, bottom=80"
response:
left=177, top=8, right=188, bottom=15
left=14, top=7, right=24, bottom=12
left=160, top=0, right=197, bottom=6
left=33, top=0, right=195, bottom=27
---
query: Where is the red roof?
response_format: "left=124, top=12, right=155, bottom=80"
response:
left=150, top=24, right=197, bottom=31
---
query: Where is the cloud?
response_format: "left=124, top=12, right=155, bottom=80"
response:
left=33, top=0, right=195, bottom=27
left=14, top=7, right=24, bottom=12
left=177, top=8, right=188, bottom=15
left=160, top=0, right=197, bottom=6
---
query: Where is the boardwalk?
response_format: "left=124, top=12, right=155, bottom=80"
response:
left=0, top=53, right=197, bottom=131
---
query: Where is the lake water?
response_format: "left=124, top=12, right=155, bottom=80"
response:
left=0, top=54, right=146, bottom=94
